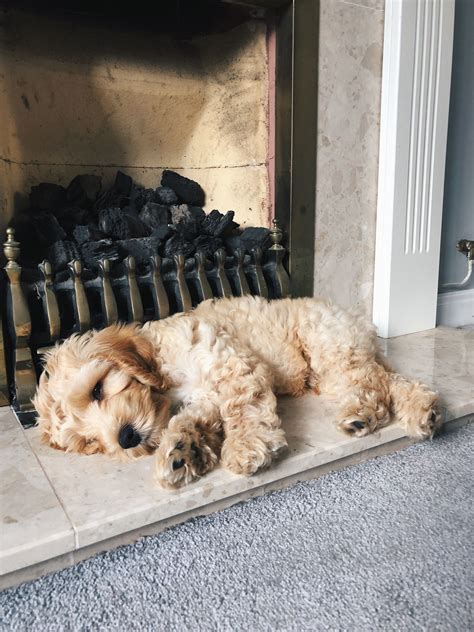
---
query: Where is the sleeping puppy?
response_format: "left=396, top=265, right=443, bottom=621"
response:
left=34, top=296, right=441, bottom=488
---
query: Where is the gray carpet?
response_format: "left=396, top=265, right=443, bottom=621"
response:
left=1, top=424, right=473, bottom=632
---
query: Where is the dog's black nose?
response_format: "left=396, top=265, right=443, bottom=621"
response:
left=118, top=425, right=142, bottom=449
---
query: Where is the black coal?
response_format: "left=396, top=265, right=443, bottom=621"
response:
left=12, top=169, right=272, bottom=274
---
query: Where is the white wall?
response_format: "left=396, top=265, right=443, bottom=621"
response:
left=439, top=0, right=474, bottom=293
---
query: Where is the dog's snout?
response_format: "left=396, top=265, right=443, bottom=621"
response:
left=118, top=424, right=142, bottom=449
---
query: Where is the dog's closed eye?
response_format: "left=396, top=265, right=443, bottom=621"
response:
left=92, top=381, right=103, bottom=402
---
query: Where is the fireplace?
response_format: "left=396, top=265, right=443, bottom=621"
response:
left=0, top=0, right=318, bottom=417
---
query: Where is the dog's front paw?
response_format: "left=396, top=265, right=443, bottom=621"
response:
left=155, top=427, right=218, bottom=489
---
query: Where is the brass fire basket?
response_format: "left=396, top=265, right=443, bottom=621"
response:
left=1, top=221, right=290, bottom=422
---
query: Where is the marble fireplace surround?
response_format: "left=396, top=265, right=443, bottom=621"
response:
left=1, top=326, right=473, bottom=589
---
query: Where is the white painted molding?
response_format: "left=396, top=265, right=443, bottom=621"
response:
left=437, top=289, right=474, bottom=328
left=373, top=0, right=455, bottom=338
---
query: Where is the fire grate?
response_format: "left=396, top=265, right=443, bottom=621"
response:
left=1, top=219, right=289, bottom=421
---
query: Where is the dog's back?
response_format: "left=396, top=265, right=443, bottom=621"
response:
left=190, top=295, right=375, bottom=396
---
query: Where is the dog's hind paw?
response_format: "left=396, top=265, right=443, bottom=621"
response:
left=407, top=406, right=443, bottom=439
left=337, top=416, right=376, bottom=438
left=155, top=427, right=218, bottom=489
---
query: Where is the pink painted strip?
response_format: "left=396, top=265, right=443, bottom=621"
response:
left=267, top=17, right=277, bottom=226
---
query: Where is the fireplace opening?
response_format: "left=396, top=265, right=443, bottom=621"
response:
left=0, top=0, right=318, bottom=416
left=0, top=1, right=273, bottom=233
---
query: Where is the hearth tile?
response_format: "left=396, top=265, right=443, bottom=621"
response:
left=7, top=325, right=473, bottom=578
left=0, top=407, right=75, bottom=576
left=380, top=326, right=474, bottom=421
left=24, top=394, right=407, bottom=550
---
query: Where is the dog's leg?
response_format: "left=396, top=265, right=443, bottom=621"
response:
left=219, top=382, right=287, bottom=477
left=299, top=301, right=440, bottom=439
left=322, top=358, right=393, bottom=438
left=156, top=344, right=287, bottom=485
left=387, top=372, right=441, bottom=438
left=298, top=306, right=391, bottom=438
left=325, top=358, right=440, bottom=439
left=154, top=401, right=223, bottom=488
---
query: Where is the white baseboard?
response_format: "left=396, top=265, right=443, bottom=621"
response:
left=437, top=289, right=474, bottom=327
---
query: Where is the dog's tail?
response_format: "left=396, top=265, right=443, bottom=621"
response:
left=383, top=364, right=441, bottom=439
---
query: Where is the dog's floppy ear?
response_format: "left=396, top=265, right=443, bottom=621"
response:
left=90, top=324, right=169, bottom=391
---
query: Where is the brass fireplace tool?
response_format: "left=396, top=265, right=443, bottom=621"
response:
left=1, top=221, right=290, bottom=418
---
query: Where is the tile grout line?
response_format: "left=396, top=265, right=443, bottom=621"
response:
left=19, top=422, right=80, bottom=550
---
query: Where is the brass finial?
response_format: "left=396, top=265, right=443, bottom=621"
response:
left=4, top=227, right=21, bottom=267
left=3, top=228, right=37, bottom=411
left=270, top=218, right=284, bottom=250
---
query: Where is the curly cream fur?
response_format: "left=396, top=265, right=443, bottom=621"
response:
left=33, top=296, right=441, bottom=488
